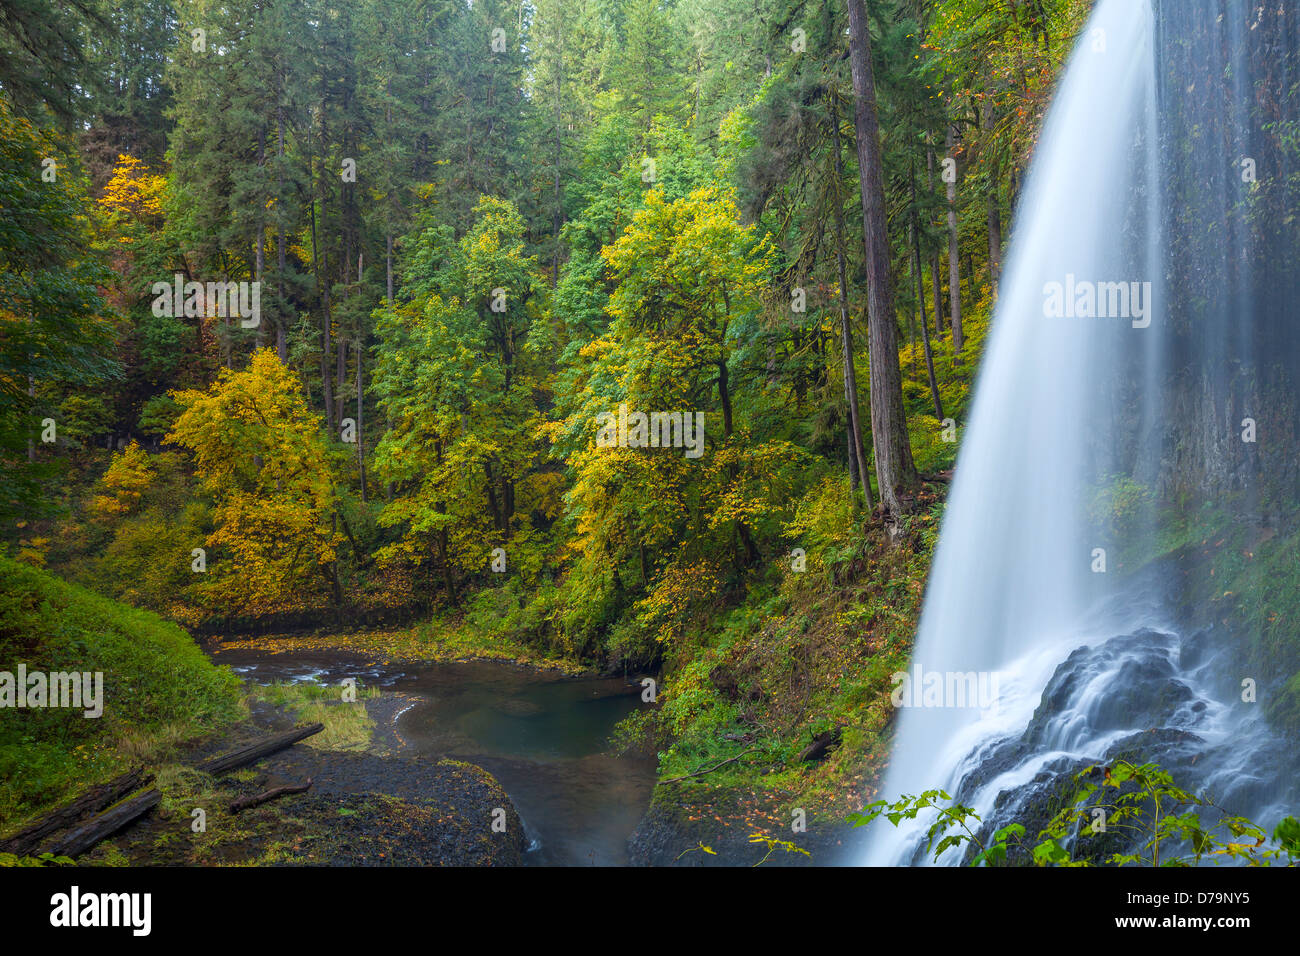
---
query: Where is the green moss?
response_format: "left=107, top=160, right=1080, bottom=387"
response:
left=0, top=555, right=243, bottom=830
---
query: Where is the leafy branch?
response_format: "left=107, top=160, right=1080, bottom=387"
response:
left=850, top=762, right=1300, bottom=867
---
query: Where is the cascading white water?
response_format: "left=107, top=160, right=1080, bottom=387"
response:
left=865, top=0, right=1300, bottom=865
left=864, top=0, right=1172, bottom=865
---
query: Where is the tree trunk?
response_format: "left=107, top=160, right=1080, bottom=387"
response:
left=552, top=41, right=564, bottom=289
left=830, top=91, right=872, bottom=503
left=310, top=146, right=334, bottom=433
left=983, top=105, right=1002, bottom=291
left=987, top=180, right=1002, bottom=292
left=386, top=233, right=394, bottom=303
left=717, top=359, right=734, bottom=440
left=229, top=778, right=312, bottom=813
left=26, top=369, right=34, bottom=462
left=276, top=106, right=288, bottom=364
left=0, top=768, right=151, bottom=857
left=335, top=336, right=347, bottom=429
left=46, top=789, right=161, bottom=858
left=484, top=461, right=503, bottom=532
left=911, top=164, right=944, bottom=420
left=946, top=125, right=964, bottom=354
left=356, top=334, right=367, bottom=502
left=321, top=283, right=334, bottom=433
left=927, top=147, right=944, bottom=336
left=905, top=229, right=918, bottom=359
left=255, top=128, right=267, bottom=352
left=845, top=0, right=917, bottom=519
left=434, top=441, right=456, bottom=604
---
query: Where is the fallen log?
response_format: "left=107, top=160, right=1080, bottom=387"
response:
left=196, top=723, right=324, bottom=776
left=797, top=727, right=843, bottom=763
left=45, top=789, right=162, bottom=858
left=0, top=768, right=151, bottom=857
left=229, top=778, right=313, bottom=814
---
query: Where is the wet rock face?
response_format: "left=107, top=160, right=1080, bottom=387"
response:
left=948, top=627, right=1287, bottom=866
left=1025, top=629, right=1195, bottom=749
left=1145, top=0, right=1300, bottom=503
left=962, top=728, right=1208, bottom=867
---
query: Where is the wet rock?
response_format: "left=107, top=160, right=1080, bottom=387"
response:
left=1025, top=629, right=1193, bottom=748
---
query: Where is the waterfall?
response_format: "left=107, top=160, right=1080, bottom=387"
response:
left=865, top=0, right=1300, bottom=865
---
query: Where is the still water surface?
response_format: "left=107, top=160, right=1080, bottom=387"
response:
left=216, top=648, right=656, bottom=866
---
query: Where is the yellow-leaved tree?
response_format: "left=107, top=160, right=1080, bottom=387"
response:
left=96, top=153, right=165, bottom=231
left=88, top=440, right=155, bottom=518
left=167, top=350, right=343, bottom=617
left=550, top=186, right=810, bottom=661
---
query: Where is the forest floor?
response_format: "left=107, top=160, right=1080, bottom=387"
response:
left=70, top=691, right=527, bottom=867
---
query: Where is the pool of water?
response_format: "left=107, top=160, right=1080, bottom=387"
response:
left=213, top=648, right=656, bottom=866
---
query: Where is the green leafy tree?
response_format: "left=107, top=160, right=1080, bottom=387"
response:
left=0, top=100, right=118, bottom=518
left=371, top=197, right=553, bottom=603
